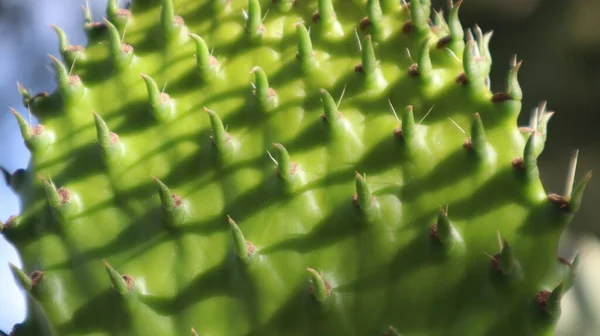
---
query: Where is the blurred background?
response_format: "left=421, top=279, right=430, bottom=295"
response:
left=0, top=0, right=598, bottom=334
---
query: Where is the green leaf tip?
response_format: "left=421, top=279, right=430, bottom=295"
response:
left=245, top=0, right=264, bottom=41
left=11, top=108, right=52, bottom=153
left=398, top=105, right=415, bottom=143
left=307, top=268, right=330, bottom=301
left=92, top=111, right=124, bottom=162
left=153, top=176, right=188, bottom=227
left=48, top=54, right=84, bottom=101
left=104, top=18, right=133, bottom=69
left=103, top=260, right=134, bottom=295
left=51, top=24, right=86, bottom=63
left=106, top=0, right=131, bottom=28
left=1, top=215, right=22, bottom=236
left=464, top=112, right=487, bottom=158
left=250, top=66, right=277, bottom=110
left=512, top=132, right=539, bottom=181
left=295, top=23, right=316, bottom=69
left=204, top=107, right=230, bottom=148
left=432, top=207, right=452, bottom=244
left=227, top=215, right=255, bottom=259
left=498, top=238, right=516, bottom=275
left=409, top=37, right=432, bottom=81
left=153, top=177, right=181, bottom=213
left=537, top=283, right=564, bottom=319
left=361, top=0, right=383, bottom=41
left=507, top=56, right=523, bottom=101
left=189, top=34, right=219, bottom=83
left=272, top=143, right=296, bottom=181
left=409, top=0, right=431, bottom=35
left=354, top=171, right=374, bottom=211
left=39, top=175, right=81, bottom=221
left=140, top=74, right=175, bottom=121
left=9, top=263, right=42, bottom=293
left=16, top=82, right=31, bottom=107
left=319, top=88, right=341, bottom=125
left=274, top=0, right=295, bottom=13
left=161, top=0, right=188, bottom=43
left=548, top=149, right=592, bottom=213
left=356, top=35, right=386, bottom=91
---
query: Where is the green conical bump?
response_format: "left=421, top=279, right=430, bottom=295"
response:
left=8, top=263, right=33, bottom=292
left=205, top=107, right=229, bottom=148
left=433, top=207, right=453, bottom=245
left=296, top=23, right=316, bottom=70
left=251, top=66, right=277, bottom=110
left=3, top=1, right=592, bottom=335
left=103, top=261, right=133, bottom=295
left=307, top=268, right=330, bottom=301
left=354, top=171, right=375, bottom=213
left=314, top=0, right=341, bottom=36
left=274, top=0, right=295, bottom=13
left=410, top=0, right=430, bottom=35
left=51, top=24, right=86, bottom=64
left=363, top=0, right=383, bottom=41
left=498, top=238, right=517, bottom=276
left=400, top=105, right=416, bottom=143
left=319, top=88, right=341, bottom=125
left=153, top=177, right=187, bottom=226
left=16, top=82, right=31, bottom=107
left=415, top=38, right=433, bottom=82
left=11, top=108, right=52, bottom=154
left=246, top=0, right=264, bottom=41
left=106, top=0, right=130, bottom=32
left=190, top=34, right=219, bottom=83
left=465, top=112, right=487, bottom=158
left=538, top=283, right=564, bottom=319
left=104, top=18, right=133, bottom=69
left=357, top=35, right=386, bottom=92
left=92, top=111, right=124, bottom=163
left=227, top=216, right=254, bottom=259
left=161, top=0, right=188, bottom=43
left=141, top=74, right=175, bottom=121
left=49, top=55, right=84, bottom=101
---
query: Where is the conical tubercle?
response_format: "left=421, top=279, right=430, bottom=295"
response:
left=227, top=215, right=255, bottom=259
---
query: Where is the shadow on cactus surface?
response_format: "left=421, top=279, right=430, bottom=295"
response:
left=0, top=0, right=593, bottom=335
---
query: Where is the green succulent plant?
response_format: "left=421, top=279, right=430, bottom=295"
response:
left=1, top=0, right=592, bottom=335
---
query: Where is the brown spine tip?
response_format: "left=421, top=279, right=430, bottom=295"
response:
left=172, top=194, right=183, bottom=207
left=408, top=63, right=419, bottom=77
left=354, top=64, right=364, bottom=72
left=548, top=193, right=570, bottom=210
left=436, top=35, right=452, bottom=49
left=122, top=274, right=135, bottom=290
left=491, top=92, right=513, bottom=103
left=121, top=43, right=133, bottom=53
left=511, top=157, right=525, bottom=171
left=455, top=73, right=468, bottom=85
left=463, top=139, right=473, bottom=151
left=536, top=290, right=551, bottom=311
left=173, top=15, right=184, bottom=26
left=57, top=187, right=71, bottom=204
left=491, top=253, right=501, bottom=272
left=402, top=21, right=413, bottom=34
left=393, top=126, right=403, bottom=139
left=360, top=18, right=371, bottom=31
left=430, top=223, right=438, bottom=239
left=30, top=270, right=44, bottom=287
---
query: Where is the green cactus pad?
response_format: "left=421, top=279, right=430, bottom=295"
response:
left=2, top=0, right=590, bottom=335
